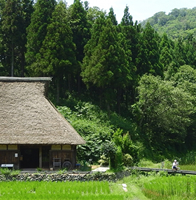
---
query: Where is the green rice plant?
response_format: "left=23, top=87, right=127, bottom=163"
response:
left=0, top=181, right=124, bottom=200
left=180, top=164, right=196, bottom=171
left=137, top=158, right=175, bottom=170
left=142, top=175, right=196, bottom=199
left=138, top=159, right=161, bottom=168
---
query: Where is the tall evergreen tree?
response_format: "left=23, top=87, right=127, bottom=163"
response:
left=84, top=1, right=89, bottom=11
left=172, top=37, right=186, bottom=71
left=19, top=0, right=34, bottom=76
left=0, top=0, right=6, bottom=74
left=26, top=0, right=56, bottom=73
left=39, top=1, right=76, bottom=101
left=1, top=0, right=22, bottom=76
left=159, top=33, right=173, bottom=72
left=136, top=22, right=162, bottom=77
left=107, top=7, right=118, bottom=25
left=119, top=6, right=140, bottom=104
left=1, top=0, right=33, bottom=76
left=68, top=0, right=89, bottom=62
left=82, top=18, right=131, bottom=111
left=120, top=5, right=133, bottom=26
left=82, top=14, right=107, bottom=83
left=120, top=6, right=141, bottom=67
left=67, top=0, right=90, bottom=92
left=0, top=0, right=5, bottom=19
left=86, top=6, right=106, bottom=25
left=184, top=34, right=196, bottom=68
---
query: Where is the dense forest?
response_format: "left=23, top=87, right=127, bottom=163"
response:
left=141, top=7, right=196, bottom=39
left=1, top=0, right=196, bottom=166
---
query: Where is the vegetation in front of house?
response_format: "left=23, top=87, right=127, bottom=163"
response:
left=0, top=168, right=20, bottom=177
left=0, top=181, right=124, bottom=200
left=57, top=101, right=140, bottom=168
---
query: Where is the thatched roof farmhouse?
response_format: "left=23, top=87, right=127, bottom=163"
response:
left=0, top=77, right=85, bottom=170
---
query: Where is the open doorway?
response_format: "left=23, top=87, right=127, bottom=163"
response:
left=42, top=146, right=50, bottom=168
left=20, top=146, right=39, bottom=168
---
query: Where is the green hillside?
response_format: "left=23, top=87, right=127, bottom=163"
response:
left=141, top=7, right=196, bottom=39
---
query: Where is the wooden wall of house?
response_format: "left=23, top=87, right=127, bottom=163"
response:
left=0, top=144, right=77, bottom=170
left=50, top=145, right=76, bottom=169
left=0, top=145, right=20, bottom=169
left=0, top=151, right=19, bottom=167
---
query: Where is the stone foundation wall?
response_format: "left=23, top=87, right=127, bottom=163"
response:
left=0, top=172, right=117, bottom=182
left=0, top=169, right=133, bottom=182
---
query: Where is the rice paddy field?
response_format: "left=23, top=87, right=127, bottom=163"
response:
left=180, top=165, right=196, bottom=171
left=142, top=175, right=196, bottom=200
left=1, top=169, right=196, bottom=200
left=0, top=181, right=125, bottom=200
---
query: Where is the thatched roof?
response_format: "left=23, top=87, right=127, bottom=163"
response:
left=0, top=77, right=85, bottom=145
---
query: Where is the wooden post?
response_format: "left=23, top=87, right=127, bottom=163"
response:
left=39, top=146, right=42, bottom=168
left=72, top=146, right=76, bottom=168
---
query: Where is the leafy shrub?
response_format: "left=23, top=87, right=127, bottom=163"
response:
left=98, top=155, right=109, bottom=166
left=58, top=103, right=114, bottom=162
left=36, top=168, right=42, bottom=172
left=115, top=146, right=123, bottom=171
left=157, top=170, right=168, bottom=177
left=163, top=159, right=173, bottom=169
left=0, top=168, right=11, bottom=176
left=79, top=161, right=91, bottom=171
left=57, top=101, right=138, bottom=163
left=123, top=154, right=133, bottom=167
left=57, top=169, right=67, bottom=174
left=113, top=129, right=139, bottom=163
left=101, top=140, right=117, bottom=169
left=76, top=125, right=112, bottom=162
left=0, top=168, right=21, bottom=178
left=10, top=170, right=20, bottom=176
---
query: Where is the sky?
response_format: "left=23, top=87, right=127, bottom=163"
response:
left=66, top=0, right=196, bottom=23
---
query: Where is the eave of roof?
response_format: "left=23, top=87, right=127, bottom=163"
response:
left=0, top=76, right=52, bottom=82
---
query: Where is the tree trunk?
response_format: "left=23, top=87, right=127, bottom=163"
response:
left=117, top=88, right=122, bottom=115
left=99, top=88, right=103, bottom=108
left=68, top=73, right=71, bottom=92
left=56, top=78, right=60, bottom=104
left=77, top=74, right=81, bottom=95
left=11, top=40, right=14, bottom=77
left=20, top=48, right=25, bottom=77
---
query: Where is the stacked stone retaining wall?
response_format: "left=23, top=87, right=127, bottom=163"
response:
left=0, top=169, right=133, bottom=182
